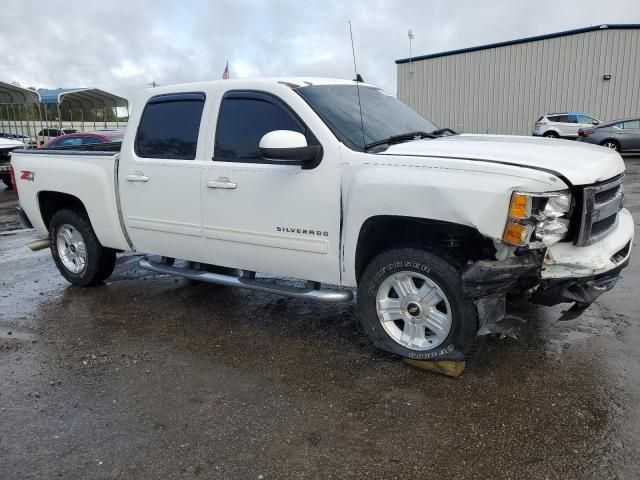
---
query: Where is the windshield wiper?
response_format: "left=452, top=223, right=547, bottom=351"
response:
left=364, top=131, right=435, bottom=151
left=432, top=128, right=458, bottom=136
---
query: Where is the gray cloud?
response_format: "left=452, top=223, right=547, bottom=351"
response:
left=2, top=0, right=639, bottom=102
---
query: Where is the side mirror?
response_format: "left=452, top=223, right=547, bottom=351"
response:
left=259, top=130, right=321, bottom=164
left=592, top=120, right=600, bottom=125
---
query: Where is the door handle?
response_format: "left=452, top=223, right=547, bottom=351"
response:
left=125, top=174, right=150, bottom=182
left=207, top=178, right=237, bottom=189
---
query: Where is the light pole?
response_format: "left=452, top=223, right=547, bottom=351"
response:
left=408, top=28, right=415, bottom=75
left=407, top=28, right=415, bottom=108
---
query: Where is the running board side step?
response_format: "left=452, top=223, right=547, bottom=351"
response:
left=138, top=258, right=354, bottom=303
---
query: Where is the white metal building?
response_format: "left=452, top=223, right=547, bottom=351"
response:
left=396, top=24, right=640, bottom=136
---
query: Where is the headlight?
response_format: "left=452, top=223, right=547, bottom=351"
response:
left=503, top=191, right=571, bottom=247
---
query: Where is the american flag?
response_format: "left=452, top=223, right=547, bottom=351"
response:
left=222, top=61, right=229, bottom=80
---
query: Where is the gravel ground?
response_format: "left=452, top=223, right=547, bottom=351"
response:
left=1, top=159, right=639, bottom=479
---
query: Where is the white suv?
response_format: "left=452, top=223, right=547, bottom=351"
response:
left=533, top=112, right=601, bottom=139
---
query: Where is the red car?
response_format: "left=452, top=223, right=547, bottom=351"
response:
left=43, top=130, right=125, bottom=148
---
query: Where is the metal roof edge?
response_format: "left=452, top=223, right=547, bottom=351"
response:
left=395, top=24, right=640, bottom=64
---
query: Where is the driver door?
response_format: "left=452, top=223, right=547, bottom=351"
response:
left=200, top=91, right=341, bottom=284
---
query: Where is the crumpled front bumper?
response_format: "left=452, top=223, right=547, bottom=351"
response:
left=463, top=208, right=633, bottom=335
left=541, top=208, right=633, bottom=279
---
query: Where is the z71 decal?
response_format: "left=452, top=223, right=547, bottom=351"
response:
left=20, top=170, right=35, bottom=181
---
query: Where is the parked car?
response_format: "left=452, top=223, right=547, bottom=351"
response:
left=0, top=137, right=24, bottom=188
left=0, top=132, right=32, bottom=146
left=577, top=118, right=640, bottom=153
left=43, top=130, right=125, bottom=148
left=532, top=112, right=601, bottom=139
left=37, top=128, right=78, bottom=145
left=11, top=78, right=632, bottom=363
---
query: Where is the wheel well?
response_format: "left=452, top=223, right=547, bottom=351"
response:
left=543, top=130, right=559, bottom=137
left=354, top=216, right=496, bottom=283
left=38, top=191, right=88, bottom=230
left=600, top=138, right=619, bottom=146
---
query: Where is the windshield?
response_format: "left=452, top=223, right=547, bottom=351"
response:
left=296, top=84, right=438, bottom=151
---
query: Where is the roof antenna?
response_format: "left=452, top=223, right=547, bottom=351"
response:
left=349, top=21, right=366, bottom=149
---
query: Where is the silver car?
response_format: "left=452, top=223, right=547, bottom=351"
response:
left=577, top=118, right=640, bottom=153
left=532, top=112, right=601, bottom=139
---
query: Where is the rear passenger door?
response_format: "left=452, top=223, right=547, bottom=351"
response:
left=119, top=92, right=210, bottom=263
left=562, top=114, right=580, bottom=138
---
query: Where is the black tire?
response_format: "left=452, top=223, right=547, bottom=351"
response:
left=543, top=131, right=559, bottom=138
left=600, top=139, right=620, bottom=152
left=357, top=248, right=478, bottom=361
left=49, top=209, right=116, bottom=287
left=0, top=174, right=11, bottom=189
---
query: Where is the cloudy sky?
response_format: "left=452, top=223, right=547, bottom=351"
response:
left=3, top=0, right=640, bottom=102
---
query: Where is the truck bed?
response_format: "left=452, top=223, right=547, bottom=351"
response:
left=10, top=148, right=131, bottom=251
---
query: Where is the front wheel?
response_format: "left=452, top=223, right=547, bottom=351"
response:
left=543, top=131, right=559, bottom=138
left=357, top=248, right=478, bottom=360
left=49, top=209, right=116, bottom=287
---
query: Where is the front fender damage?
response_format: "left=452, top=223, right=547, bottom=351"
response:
left=462, top=253, right=539, bottom=338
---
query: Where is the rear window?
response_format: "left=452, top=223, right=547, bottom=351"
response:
left=39, top=129, right=62, bottom=137
left=82, top=137, right=104, bottom=145
left=54, top=137, right=83, bottom=147
left=135, top=93, right=205, bottom=160
left=621, top=120, right=640, bottom=129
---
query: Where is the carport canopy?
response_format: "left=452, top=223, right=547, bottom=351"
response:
left=37, top=88, right=128, bottom=109
left=0, top=81, right=40, bottom=104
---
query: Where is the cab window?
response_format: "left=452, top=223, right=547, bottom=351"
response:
left=135, top=93, right=205, bottom=160
left=214, top=93, right=305, bottom=162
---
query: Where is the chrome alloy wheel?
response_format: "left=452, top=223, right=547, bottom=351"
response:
left=375, top=271, right=453, bottom=351
left=56, top=224, right=87, bottom=274
left=602, top=141, right=618, bottom=150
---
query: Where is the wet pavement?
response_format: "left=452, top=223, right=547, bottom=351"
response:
left=1, top=160, right=640, bottom=480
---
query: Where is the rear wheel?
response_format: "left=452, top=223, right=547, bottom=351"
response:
left=49, top=209, right=116, bottom=287
left=357, top=248, right=478, bottom=360
left=600, top=139, right=620, bottom=152
left=543, top=131, right=559, bottom=138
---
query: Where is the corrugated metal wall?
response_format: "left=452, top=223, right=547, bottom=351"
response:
left=397, top=28, right=640, bottom=135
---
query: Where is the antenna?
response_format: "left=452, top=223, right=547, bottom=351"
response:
left=349, top=21, right=366, bottom=150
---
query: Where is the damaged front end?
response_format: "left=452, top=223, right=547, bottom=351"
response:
left=530, top=265, right=626, bottom=321
left=463, top=174, right=632, bottom=338
left=462, top=229, right=630, bottom=338
left=462, top=252, right=540, bottom=338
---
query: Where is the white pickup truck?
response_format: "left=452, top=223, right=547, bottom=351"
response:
left=10, top=78, right=633, bottom=361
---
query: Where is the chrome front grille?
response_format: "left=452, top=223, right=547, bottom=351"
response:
left=576, top=174, right=624, bottom=246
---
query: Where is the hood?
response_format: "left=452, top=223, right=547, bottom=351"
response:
left=381, top=134, right=624, bottom=186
